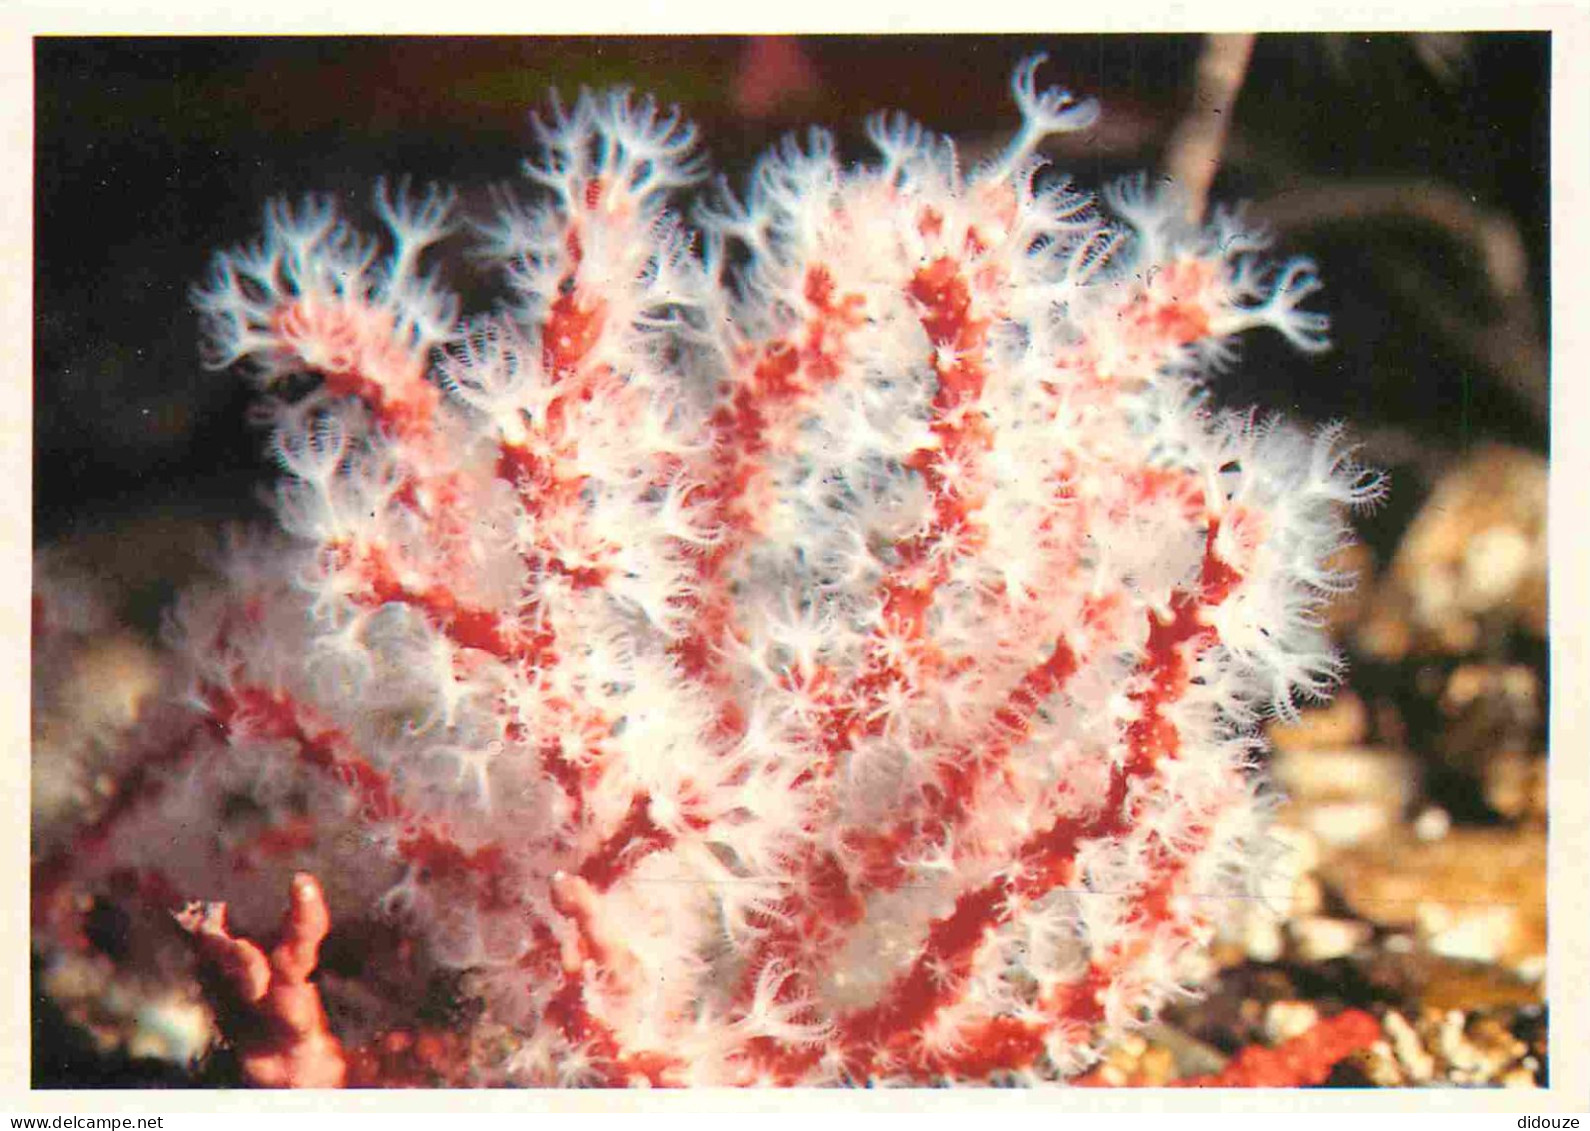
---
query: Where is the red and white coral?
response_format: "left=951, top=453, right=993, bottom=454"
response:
left=33, top=58, right=1382, bottom=1086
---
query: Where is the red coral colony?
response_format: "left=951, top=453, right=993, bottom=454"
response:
left=32, top=59, right=1383, bottom=1087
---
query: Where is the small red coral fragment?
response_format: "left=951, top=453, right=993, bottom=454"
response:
left=1173, top=1009, right=1382, bottom=1088
left=176, top=872, right=347, bottom=1088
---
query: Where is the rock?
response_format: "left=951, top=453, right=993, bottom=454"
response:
left=1356, top=445, right=1546, bottom=659
left=1319, top=827, right=1546, bottom=970
left=1238, top=918, right=1285, bottom=965
left=1442, top=662, right=1540, bottom=724
left=40, top=951, right=215, bottom=1065
left=1288, top=916, right=1373, bottom=962
left=1270, top=745, right=1414, bottom=810
left=1262, top=999, right=1320, bottom=1044
left=1420, top=904, right=1516, bottom=964
left=1308, top=802, right=1399, bottom=848
left=1270, top=746, right=1417, bottom=850
left=126, top=997, right=213, bottom=1064
left=1434, top=663, right=1543, bottom=783
left=1357, top=946, right=1542, bottom=1012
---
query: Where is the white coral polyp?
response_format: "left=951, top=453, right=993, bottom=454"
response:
left=36, top=57, right=1383, bottom=1086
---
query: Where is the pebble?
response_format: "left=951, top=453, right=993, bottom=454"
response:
left=1288, top=916, right=1372, bottom=962
left=1262, top=1000, right=1320, bottom=1044
left=1421, top=904, right=1516, bottom=965
left=1241, top=917, right=1285, bottom=964
left=1412, top=807, right=1451, bottom=842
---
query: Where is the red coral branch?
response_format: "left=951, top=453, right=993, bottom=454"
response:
left=177, top=872, right=347, bottom=1088
left=1173, top=1009, right=1382, bottom=1088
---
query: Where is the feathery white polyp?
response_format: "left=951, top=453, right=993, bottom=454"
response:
left=35, top=57, right=1383, bottom=1087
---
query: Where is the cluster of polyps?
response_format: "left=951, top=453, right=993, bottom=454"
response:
left=34, top=59, right=1381, bottom=1086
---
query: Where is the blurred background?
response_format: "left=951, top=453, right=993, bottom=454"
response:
left=33, top=35, right=1551, bottom=1087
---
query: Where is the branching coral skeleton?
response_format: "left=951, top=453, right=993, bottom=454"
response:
left=33, top=58, right=1382, bottom=1087
left=176, top=873, right=347, bottom=1088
